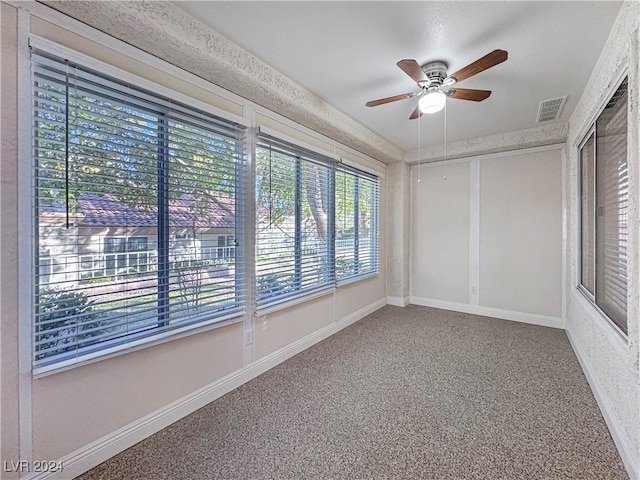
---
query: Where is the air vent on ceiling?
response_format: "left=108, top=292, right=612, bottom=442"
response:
left=536, top=95, right=567, bottom=123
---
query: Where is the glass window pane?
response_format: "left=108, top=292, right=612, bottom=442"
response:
left=32, top=51, right=245, bottom=368
left=595, top=80, right=628, bottom=333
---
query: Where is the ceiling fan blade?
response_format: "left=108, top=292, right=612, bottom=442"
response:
left=445, top=49, right=507, bottom=84
left=409, top=105, right=422, bottom=120
left=397, top=59, right=428, bottom=84
left=446, top=88, right=492, bottom=102
left=366, top=92, right=416, bottom=107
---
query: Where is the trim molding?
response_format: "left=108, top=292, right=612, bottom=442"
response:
left=566, top=328, right=638, bottom=480
left=387, top=296, right=410, bottom=307
left=409, top=296, right=565, bottom=329
left=23, top=297, right=387, bottom=480
left=404, top=125, right=567, bottom=164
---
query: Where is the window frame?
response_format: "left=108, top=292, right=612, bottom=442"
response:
left=576, top=74, right=629, bottom=338
left=577, top=126, right=596, bottom=303
left=27, top=38, right=250, bottom=375
left=254, top=130, right=337, bottom=315
left=335, top=165, right=380, bottom=285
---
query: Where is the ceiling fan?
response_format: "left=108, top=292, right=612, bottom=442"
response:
left=366, top=49, right=508, bottom=119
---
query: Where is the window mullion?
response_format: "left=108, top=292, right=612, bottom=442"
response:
left=353, top=176, right=360, bottom=275
left=157, top=115, right=170, bottom=327
left=592, top=129, right=597, bottom=298
left=294, top=157, right=303, bottom=289
left=328, top=167, right=336, bottom=282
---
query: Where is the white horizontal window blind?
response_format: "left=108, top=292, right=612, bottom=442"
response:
left=335, top=166, right=379, bottom=281
left=32, top=50, right=247, bottom=369
left=595, top=78, right=628, bottom=333
left=578, top=77, right=628, bottom=334
left=255, top=132, right=335, bottom=311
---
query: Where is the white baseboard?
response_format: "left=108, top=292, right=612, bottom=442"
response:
left=409, top=296, right=565, bottom=329
left=387, top=296, right=409, bottom=307
left=27, top=297, right=387, bottom=480
left=566, top=329, right=638, bottom=480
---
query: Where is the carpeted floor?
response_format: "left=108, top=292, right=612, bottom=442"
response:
left=78, top=305, right=628, bottom=479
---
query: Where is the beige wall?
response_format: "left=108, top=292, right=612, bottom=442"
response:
left=479, top=150, right=562, bottom=317
left=410, top=147, right=563, bottom=320
left=411, top=161, right=471, bottom=303
left=0, top=2, right=388, bottom=472
left=32, top=323, right=244, bottom=460
left=1, top=4, right=21, bottom=479
left=254, top=296, right=335, bottom=360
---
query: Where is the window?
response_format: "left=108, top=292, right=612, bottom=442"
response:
left=102, top=236, right=149, bottom=275
left=32, top=50, right=246, bottom=369
left=579, top=77, right=628, bottom=334
left=335, top=166, right=379, bottom=281
left=255, top=132, right=334, bottom=311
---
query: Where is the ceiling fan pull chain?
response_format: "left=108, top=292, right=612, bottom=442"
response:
left=417, top=113, right=422, bottom=183
left=443, top=102, right=448, bottom=181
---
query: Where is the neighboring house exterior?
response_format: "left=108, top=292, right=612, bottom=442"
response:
left=39, top=193, right=236, bottom=289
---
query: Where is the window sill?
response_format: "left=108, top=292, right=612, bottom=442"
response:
left=33, top=311, right=244, bottom=378
left=255, top=287, right=335, bottom=317
left=336, top=270, right=379, bottom=287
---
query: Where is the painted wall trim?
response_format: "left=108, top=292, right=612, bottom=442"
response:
left=566, top=328, right=638, bottom=480
left=408, top=143, right=564, bottom=168
left=409, top=296, right=565, bottom=330
left=387, top=296, right=410, bottom=307
left=404, top=123, right=568, bottom=164
left=21, top=297, right=387, bottom=480
left=468, top=159, right=480, bottom=306
left=17, top=7, right=34, bottom=468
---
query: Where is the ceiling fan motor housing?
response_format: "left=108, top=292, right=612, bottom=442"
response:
left=420, top=61, right=448, bottom=89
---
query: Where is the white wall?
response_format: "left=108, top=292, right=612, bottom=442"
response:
left=478, top=151, right=562, bottom=318
left=411, top=161, right=470, bottom=304
left=410, top=147, right=564, bottom=327
left=564, top=2, right=640, bottom=477
left=0, top=4, right=387, bottom=478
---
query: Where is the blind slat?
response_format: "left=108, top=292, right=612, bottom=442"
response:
left=32, top=49, right=246, bottom=368
left=580, top=77, right=628, bottom=334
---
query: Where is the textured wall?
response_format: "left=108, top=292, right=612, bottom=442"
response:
left=386, top=162, right=411, bottom=302
left=404, top=122, right=568, bottom=164
left=564, top=1, right=640, bottom=476
left=0, top=4, right=21, bottom=478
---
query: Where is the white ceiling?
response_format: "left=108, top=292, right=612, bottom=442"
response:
left=174, top=1, right=621, bottom=153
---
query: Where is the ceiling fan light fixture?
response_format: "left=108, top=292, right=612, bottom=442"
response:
left=419, top=91, right=446, bottom=114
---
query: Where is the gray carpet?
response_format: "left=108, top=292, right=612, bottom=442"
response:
left=77, top=305, right=628, bottom=479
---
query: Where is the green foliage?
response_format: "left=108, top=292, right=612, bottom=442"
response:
left=256, top=272, right=296, bottom=299
left=79, top=275, right=113, bottom=285
left=35, top=79, right=238, bottom=216
left=36, top=288, right=105, bottom=359
left=336, top=257, right=356, bottom=278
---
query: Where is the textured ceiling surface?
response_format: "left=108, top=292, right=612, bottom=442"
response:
left=174, top=1, right=621, bottom=153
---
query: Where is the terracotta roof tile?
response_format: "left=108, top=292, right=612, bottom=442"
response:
left=77, top=193, right=234, bottom=228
